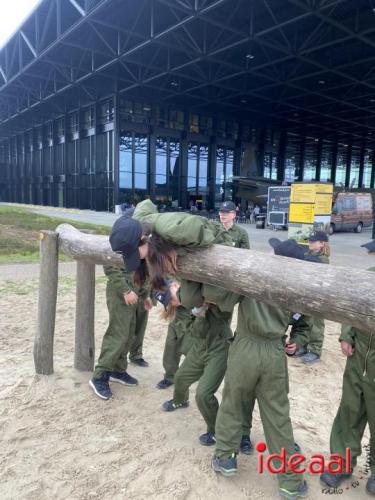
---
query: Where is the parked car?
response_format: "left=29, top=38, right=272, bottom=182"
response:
left=330, top=192, right=373, bottom=234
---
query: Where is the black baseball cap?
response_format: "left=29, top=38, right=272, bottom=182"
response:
left=269, top=238, right=307, bottom=261
left=109, top=216, right=143, bottom=271
left=219, top=201, right=236, bottom=212
left=361, top=240, right=375, bottom=252
left=153, top=279, right=173, bottom=310
left=308, top=230, right=329, bottom=242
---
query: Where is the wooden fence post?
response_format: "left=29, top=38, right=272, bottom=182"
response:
left=34, top=230, right=59, bottom=375
left=74, top=229, right=96, bottom=371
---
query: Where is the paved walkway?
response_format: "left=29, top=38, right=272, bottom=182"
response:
left=1, top=202, right=374, bottom=271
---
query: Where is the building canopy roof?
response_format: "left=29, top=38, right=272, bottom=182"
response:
left=0, top=0, right=375, bottom=146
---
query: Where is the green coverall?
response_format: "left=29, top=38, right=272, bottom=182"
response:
left=329, top=273, right=375, bottom=474
left=162, top=306, right=195, bottom=383
left=171, top=222, right=251, bottom=434
left=172, top=305, right=233, bottom=434
left=205, top=285, right=305, bottom=492
left=160, top=222, right=250, bottom=384
left=289, top=250, right=329, bottom=356
left=93, top=266, right=150, bottom=378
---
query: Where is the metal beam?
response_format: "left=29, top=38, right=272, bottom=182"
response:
left=69, top=0, right=86, bottom=17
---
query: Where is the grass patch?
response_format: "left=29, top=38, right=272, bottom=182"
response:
left=0, top=279, right=39, bottom=296
left=0, top=206, right=110, bottom=264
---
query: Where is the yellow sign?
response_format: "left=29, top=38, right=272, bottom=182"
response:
left=289, top=203, right=315, bottom=223
left=291, top=183, right=333, bottom=203
left=314, top=193, right=333, bottom=215
left=317, top=184, right=333, bottom=194
left=291, top=184, right=316, bottom=203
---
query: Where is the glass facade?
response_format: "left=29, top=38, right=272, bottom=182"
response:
left=0, top=96, right=374, bottom=210
left=335, top=144, right=349, bottom=186
left=320, top=140, right=333, bottom=182
left=303, top=137, right=318, bottom=181
left=216, top=146, right=234, bottom=206
left=363, top=151, right=372, bottom=188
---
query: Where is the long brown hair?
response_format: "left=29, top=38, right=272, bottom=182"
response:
left=134, top=226, right=178, bottom=289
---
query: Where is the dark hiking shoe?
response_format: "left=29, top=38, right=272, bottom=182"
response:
left=320, top=471, right=352, bottom=488
left=240, top=435, right=253, bottom=455
left=89, top=373, right=112, bottom=400
left=301, top=352, right=320, bottom=364
left=366, top=474, right=375, bottom=495
left=212, top=453, right=238, bottom=477
left=199, top=432, right=216, bottom=446
left=109, top=371, right=138, bottom=386
left=162, top=399, right=189, bottom=412
left=279, top=480, right=308, bottom=499
left=156, top=378, right=174, bottom=389
left=131, top=358, right=149, bottom=367
left=294, top=347, right=308, bottom=357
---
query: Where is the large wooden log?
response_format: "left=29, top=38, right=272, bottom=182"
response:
left=56, top=223, right=375, bottom=332
left=34, top=230, right=59, bottom=375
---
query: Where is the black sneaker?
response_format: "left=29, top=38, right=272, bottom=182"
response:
left=199, top=432, right=216, bottom=446
left=212, top=453, right=238, bottom=477
left=131, top=358, right=149, bottom=367
left=240, top=435, right=253, bottom=455
left=366, top=474, right=375, bottom=495
left=157, top=378, right=174, bottom=389
left=320, top=471, right=352, bottom=488
left=89, top=373, right=112, bottom=400
left=279, top=480, right=308, bottom=499
left=109, top=371, right=138, bottom=386
left=162, top=399, right=189, bottom=412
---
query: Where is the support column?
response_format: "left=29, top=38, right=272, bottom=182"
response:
left=331, top=138, right=338, bottom=185
left=344, top=145, right=352, bottom=188
left=208, top=138, right=216, bottom=209
left=297, top=133, right=305, bottom=181
left=358, top=145, right=365, bottom=188
left=113, top=93, right=120, bottom=209
left=277, top=130, right=286, bottom=182
left=315, top=137, right=323, bottom=181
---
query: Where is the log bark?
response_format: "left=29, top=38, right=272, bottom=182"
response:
left=34, top=230, right=59, bottom=375
left=56, top=223, right=375, bottom=332
left=75, top=261, right=96, bottom=371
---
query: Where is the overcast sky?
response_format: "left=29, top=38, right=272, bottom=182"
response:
left=0, top=0, right=40, bottom=49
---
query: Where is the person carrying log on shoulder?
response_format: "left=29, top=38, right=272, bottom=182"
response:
left=206, top=238, right=311, bottom=500
left=320, top=240, right=375, bottom=495
left=155, top=200, right=251, bottom=392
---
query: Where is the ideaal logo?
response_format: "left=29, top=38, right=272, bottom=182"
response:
left=257, top=441, right=372, bottom=495
left=256, top=441, right=352, bottom=475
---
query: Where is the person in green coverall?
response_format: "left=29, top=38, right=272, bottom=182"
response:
left=217, top=200, right=254, bottom=455
left=156, top=306, right=195, bottom=389
left=155, top=200, right=251, bottom=405
left=115, top=207, right=151, bottom=369
left=89, top=217, right=153, bottom=400
left=320, top=239, right=375, bottom=496
left=289, top=230, right=330, bottom=365
left=130, top=200, right=244, bottom=447
left=207, top=238, right=310, bottom=500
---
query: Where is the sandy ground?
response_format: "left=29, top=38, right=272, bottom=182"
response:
left=0, top=269, right=371, bottom=500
